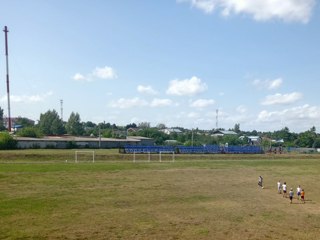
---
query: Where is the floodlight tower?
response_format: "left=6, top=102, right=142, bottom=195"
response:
left=3, top=26, right=11, bottom=131
left=216, top=109, right=219, bottom=130
left=60, top=99, right=63, bottom=121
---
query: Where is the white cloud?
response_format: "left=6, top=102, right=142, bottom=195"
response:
left=178, top=0, right=315, bottom=23
left=190, top=99, right=215, bottom=108
left=166, top=76, right=208, bottom=96
left=137, top=85, right=158, bottom=95
left=261, top=92, right=302, bottom=105
left=253, top=78, right=283, bottom=90
left=110, top=97, right=148, bottom=109
left=236, top=105, right=247, bottom=114
left=150, top=98, right=173, bottom=107
left=187, top=112, right=200, bottom=118
left=73, top=66, right=117, bottom=82
left=73, top=73, right=86, bottom=81
left=93, top=66, right=117, bottom=79
left=257, top=105, right=320, bottom=130
left=1, top=92, right=53, bottom=103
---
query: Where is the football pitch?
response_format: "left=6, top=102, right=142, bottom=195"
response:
left=1, top=150, right=320, bottom=239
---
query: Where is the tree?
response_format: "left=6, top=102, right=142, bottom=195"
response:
left=38, top=110, right=65, bottom=135
left=0, top=107, right=5, bottom=131
left=14, top=117, right=35, bottom=128
left=0, top=132, right=17, bottom=149
left=66, top=112, right=84, bottom=136
left=233, top=123, right=241, bottom=133
left=17, top=127, right=42, bottom=138
left=156, top=123, right=166, bottom=129
left=294, top=127, right=317, bottom=148
left=138, top=122, right=150, bottom=129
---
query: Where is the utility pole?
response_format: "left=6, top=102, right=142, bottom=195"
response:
left=216, top=109, right=219, bottom=130
left=60, top=99, right=63, bottom=121
left=3, top=26, right=11, bottom=131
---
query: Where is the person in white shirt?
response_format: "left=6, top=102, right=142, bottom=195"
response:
left=297, top=185, right=302, bottom=200
left=289, top=188, right=294, bottom=203
left=282, top=182, right=287, bottom=198
left=277, top=180, right=282, bottom=194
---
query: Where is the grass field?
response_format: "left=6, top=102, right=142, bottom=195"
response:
left=1, top=150, right=320, bottom=239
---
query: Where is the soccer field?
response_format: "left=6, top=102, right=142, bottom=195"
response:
left=1, top=151, right=320, bottom=239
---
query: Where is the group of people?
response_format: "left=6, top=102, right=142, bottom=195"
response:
left=277, top=180, right=305, bottom=204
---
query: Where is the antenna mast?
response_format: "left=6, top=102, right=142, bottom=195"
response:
left=60, top=99, right=63, bottom=121
left=3, top=26, right=11, bottom=131
left=216, top=109, right=219, bottom=129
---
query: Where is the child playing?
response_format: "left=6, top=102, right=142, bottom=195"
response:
left=277, top=180, right=282, bottom=194
left=289, top=188, right=294, bottom=204
left=301, top=189, right=305, bottom=203
left=258, top=176, right=263, bottom=188
left=282, top=182, right=287, bottom=198
left=297, top=185, right=301, bottom=200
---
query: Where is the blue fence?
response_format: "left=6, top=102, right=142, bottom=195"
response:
left=124, top=145, right=175, bottom=154
left=124, top=145, right=263, bottom=154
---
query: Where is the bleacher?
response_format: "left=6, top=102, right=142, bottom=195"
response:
left=123, top=145, right=263, bottom=154
left=124, top=145, right=175, bottom=154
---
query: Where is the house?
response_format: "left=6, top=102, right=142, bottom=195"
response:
left=212, top=130, right=237, bottom=137
left=161, top=128, right=182, bottom=135
left=239, top=136, right=262, bottom=145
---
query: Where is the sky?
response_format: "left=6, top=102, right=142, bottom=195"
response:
left=1, top=0, right=320, bottom=133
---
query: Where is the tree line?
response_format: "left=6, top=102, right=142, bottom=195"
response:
left=1, top=108, right=320, bottom=148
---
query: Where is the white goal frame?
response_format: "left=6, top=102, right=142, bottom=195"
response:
left=75, top=150, right=95, bottom=163
left=132, top=151, right=175, bottom=163
left=159, top=151, right=175, bottom=162
left=133, top=151, right=151, bottom=163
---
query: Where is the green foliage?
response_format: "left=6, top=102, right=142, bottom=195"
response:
left=136, top=128, right=169, bottom=145
left=312, top=138, right=320, bottom=148
left=13, top=117, right=35, bottom=127
left=16, top=127, right=42, bottom=138
left=294, top=127, right=317, bottom=148
left=0, top=132, right=17, bottom=149
left=66, top=112, right=84, bottom=136
left=0, top=107, right=5, bottom=131
left=38, top=110, right=65, bottom=135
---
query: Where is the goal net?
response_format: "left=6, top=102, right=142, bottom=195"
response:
left=132, top=151, right=175, bottom=163
left=75, top=150, right=95, bottom=163
left=159, top=151, right=175, bottom=162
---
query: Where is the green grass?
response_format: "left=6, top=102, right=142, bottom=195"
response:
left=1, top=150, right=320, bottom=239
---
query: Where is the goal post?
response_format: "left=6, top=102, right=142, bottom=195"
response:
left=159, top=151, right=175, bottom=162
left=132, top=151, right=175, bottom=163
left=133, top=151, right=151, bottom=163
left=75, top=150, right=95, bottom=163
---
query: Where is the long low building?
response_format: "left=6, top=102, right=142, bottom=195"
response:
left=15, top=136, right=154, bottom=149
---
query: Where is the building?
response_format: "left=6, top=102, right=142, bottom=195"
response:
left=212, top=130, right=237, bottom=137
left=15, top=135, right=154, bottom=149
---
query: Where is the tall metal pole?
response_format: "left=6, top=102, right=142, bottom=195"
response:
left=3, top=26, right=11, bottom=131
left=60, top=99, right=63, bottom=121
left=216, top=109, right=219, bottom=130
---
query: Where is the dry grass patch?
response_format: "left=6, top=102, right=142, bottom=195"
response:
left=1, top=156, right=320, bottom=239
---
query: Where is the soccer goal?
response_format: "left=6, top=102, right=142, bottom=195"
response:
left=159, top=151, right=175, bottom=162
left=75, top=150, right=95, bottom=163
left=132, top=151, right=151, bottom=163
left=132, top=151, right=175, bottom=163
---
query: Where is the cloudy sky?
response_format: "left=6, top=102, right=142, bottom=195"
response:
left=1, top=0, right=320, bottom=133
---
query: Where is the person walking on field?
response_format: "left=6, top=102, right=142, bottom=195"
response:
left=289, top=188, right=294, bottom=204
left=301, top=189, right=305, bottom=203
left=258, top=176, right=263, bottom=188
left=297, top=185, right=302, bottom=200
left=282, top=182, right=287, bottom=198
left=277, top=180, right=282, bottom=194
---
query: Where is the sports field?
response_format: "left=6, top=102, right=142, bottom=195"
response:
left=1, top=150, right=320, bottom=239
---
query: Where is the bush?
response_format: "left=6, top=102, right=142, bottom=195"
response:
left=0, top=132, right=17, bottom=150
left=17, top=127, right=43, bottom=138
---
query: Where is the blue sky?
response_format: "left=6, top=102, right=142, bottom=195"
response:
left=1, top=0, right=320, bottom=133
